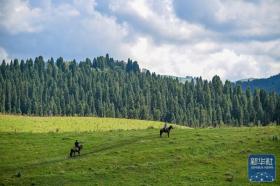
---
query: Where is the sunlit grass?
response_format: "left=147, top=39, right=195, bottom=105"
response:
left=0, top=114, right=188, bottom=133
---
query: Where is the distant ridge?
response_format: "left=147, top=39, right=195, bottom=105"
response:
left=161, top=75, right=193, bottom=83
left=237, top=78, right=256, bottom=82
left=236, top=73, right=280, bottom=94
left=141, top=68, right=194, bottom=83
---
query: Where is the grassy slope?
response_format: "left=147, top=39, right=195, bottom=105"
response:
left=0, top=115, right=279, bottom=185
left=0, top=115, right=187, bottom=133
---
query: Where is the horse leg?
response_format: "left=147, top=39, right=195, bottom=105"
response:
left=70, top=150, right=73, bottom=157
left=160, top=131, right=162, bottom=137
left=168, top=132, right=169, bottom=138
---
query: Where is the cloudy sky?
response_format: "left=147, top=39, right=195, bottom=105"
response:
left=0, top=0, right=280, bottom=81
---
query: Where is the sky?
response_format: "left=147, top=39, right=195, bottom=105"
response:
left=0, top=0, right=280, bottom=81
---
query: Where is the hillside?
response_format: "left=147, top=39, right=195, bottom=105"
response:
left=0, top=115, right=279, bottom=185
left=236, top=73, right=280, bottom=94
left=1, top=55, right=280, bottom=126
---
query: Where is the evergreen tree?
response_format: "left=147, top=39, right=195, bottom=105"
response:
left=0, top=56, right=279, bottom=127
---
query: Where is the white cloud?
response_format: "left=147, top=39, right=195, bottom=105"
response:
left=115, top=0, right=280, bottom=81
left=0, top=0, right=43, bottom=34
left=109, top=0, right=212, bottom=43
left=73, top=0, right=96, bottom=15
left=204, top=49, right=261, bottom=81
left=0, top=47, right=10, bottom=63
left=126, top=36, right=280, bottom=81
left=0, top=0, right=279, bottom=81
left=78, top=12, right=129, bottom=59
left=0, top=0, right=130, bottom=59
left=226, top=39, right=280, bottom=59
left=214, top=0, right=280, bottom=36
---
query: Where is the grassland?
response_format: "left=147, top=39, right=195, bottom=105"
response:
left=0, top=115, right=279, bottom=185
left=0, top=115, right=187, bottom=133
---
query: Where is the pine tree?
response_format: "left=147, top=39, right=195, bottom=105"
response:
left=0, top=56, right=279, bottom=127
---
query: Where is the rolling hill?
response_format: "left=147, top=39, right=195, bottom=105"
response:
left=236, top=73, right=280, bottom=94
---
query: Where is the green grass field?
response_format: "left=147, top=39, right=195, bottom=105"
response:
left=0, top=115, right=279, bottom=185
left=0, top=115, right=187, bottom=133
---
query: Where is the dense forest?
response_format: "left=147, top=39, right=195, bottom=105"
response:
left=0, top=55, right=280, bottom=127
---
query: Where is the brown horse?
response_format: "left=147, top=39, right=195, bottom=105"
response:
left=70, top=144, right=83, bottom=157
left=160, top=125, right=173, bottom=137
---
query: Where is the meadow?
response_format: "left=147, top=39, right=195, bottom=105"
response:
left=0, top=115, right=279, bottom=185
left=0, top=115, right=189, bottom=133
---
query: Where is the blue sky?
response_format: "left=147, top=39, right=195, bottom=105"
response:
left=0, top=0, right=279, bottom=81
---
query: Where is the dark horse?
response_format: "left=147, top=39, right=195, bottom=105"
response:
left=70, top=144, right=83, bottom=157
left=160, top=125, right=173, bottom=137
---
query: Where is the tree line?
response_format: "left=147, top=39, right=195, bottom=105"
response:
left=1, top=54, right=280, bottom=127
